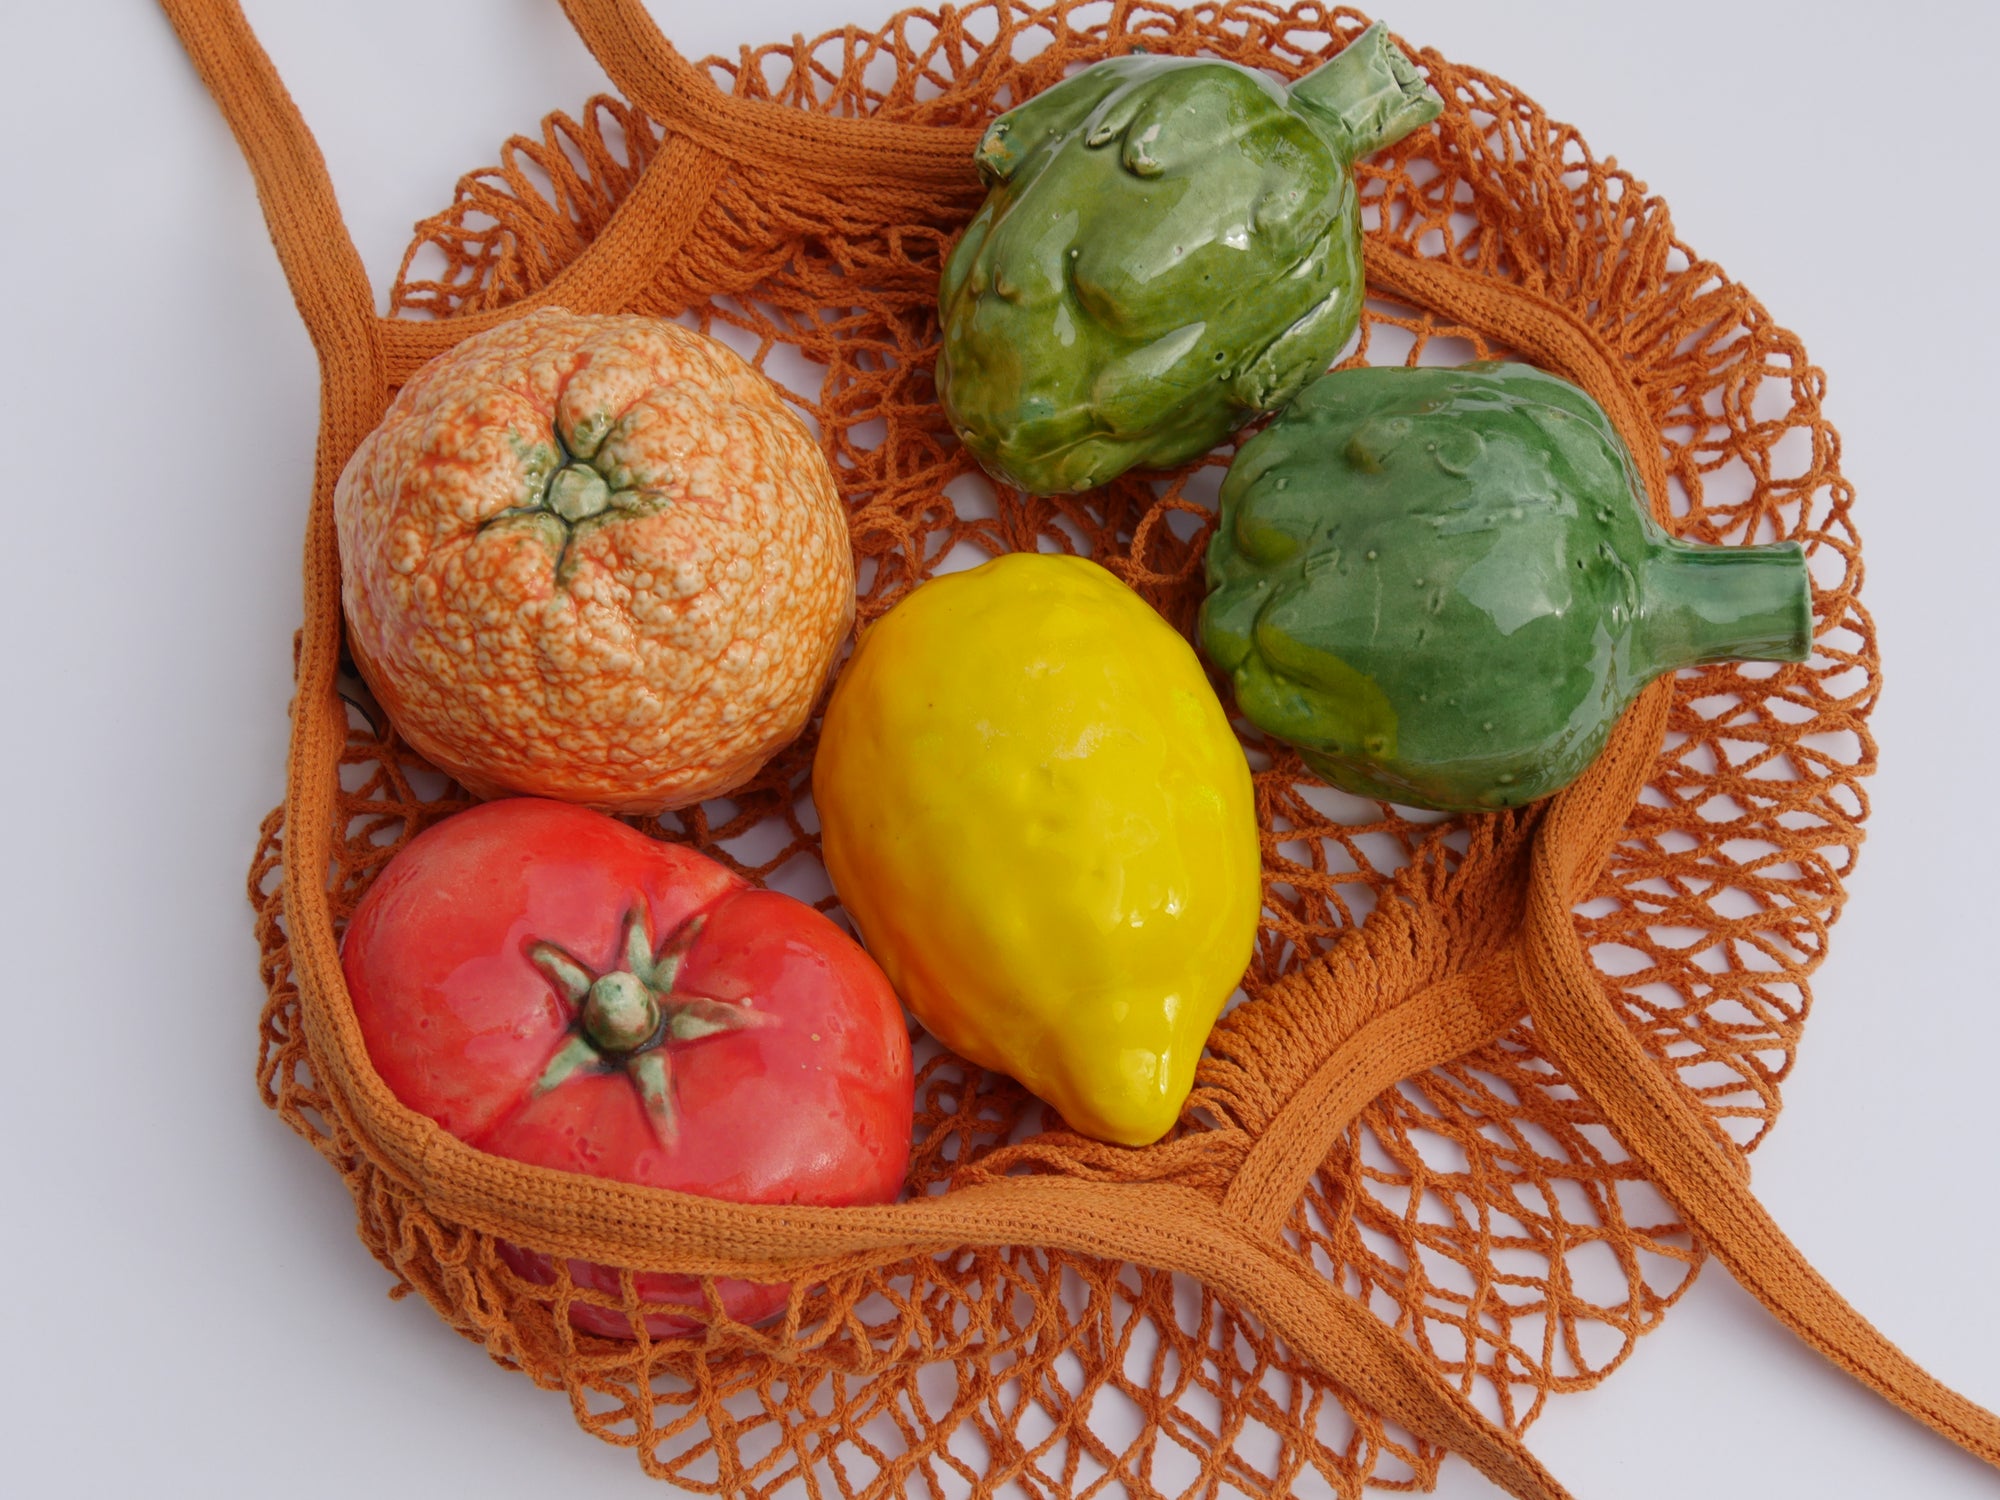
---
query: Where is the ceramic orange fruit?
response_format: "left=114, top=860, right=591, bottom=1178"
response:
left=335, top=309, right=854, bottom=813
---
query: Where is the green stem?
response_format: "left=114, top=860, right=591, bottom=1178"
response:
left=1639, top=539, right=1813, bottom=673
left=524, top=902, right=774, bottom=1150
left=1288, top=21, right=1442, bottom=161
left=582, top=971, right=661, bottom=1054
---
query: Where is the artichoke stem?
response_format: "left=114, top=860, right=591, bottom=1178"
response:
left=1288, top=21, right=1443, bottom=160
left=1639, top=539, right=1814, bottom=673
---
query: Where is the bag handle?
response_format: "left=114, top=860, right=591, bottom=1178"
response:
left=158, top=0, right=383, bottom=398
left=1518, top=832, right=2000, bottom=1466
left=557, top=0, right=982, bottom=185
left=376, top=136, right=730, bottom=384
left=1373, top=245, right=2000, bottom=1470
left=159, top=0, right=742, bottom=387
left=159, top=0, right=390, bottom=1060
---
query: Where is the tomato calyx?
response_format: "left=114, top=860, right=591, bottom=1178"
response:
left=527, top=902, right=773, bottom=1147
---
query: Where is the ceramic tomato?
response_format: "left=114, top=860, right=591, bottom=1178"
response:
left=340, top=798, right=913, bottom=1337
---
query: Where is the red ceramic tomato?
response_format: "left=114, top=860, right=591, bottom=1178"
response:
left=340, top=798, right=913, bottom=1337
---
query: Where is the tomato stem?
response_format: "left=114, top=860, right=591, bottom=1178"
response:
left=580, top=970, right=659, bottom=1052
left=526, top=902, right=774, bottom=1149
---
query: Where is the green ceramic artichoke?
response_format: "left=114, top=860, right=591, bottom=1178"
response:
left=937, top=23, right=1441, bottom=495
left=1200, top=362, right=1814, bottom=811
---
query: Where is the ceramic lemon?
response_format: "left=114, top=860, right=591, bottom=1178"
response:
left=813, top=554, right=1261, bottom=1146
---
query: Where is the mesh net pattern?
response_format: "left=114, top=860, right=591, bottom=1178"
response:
left=229, top=3, right=1880, bottom=1496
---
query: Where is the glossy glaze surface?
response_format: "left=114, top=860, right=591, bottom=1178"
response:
left=1201, top=362, right=1814, bottom=810
left=336, top=309, right=853, bottom=814
left=937, top=23, right=1440, bottom=495
left=340, top=798, right=914, bottom=1336
left=813, top=554, right=1262, bottom=1146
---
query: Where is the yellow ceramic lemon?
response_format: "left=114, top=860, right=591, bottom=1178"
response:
left=813, top=553, right=1262, bottom=1146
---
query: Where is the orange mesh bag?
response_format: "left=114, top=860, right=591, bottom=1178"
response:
left=163, top=1, right=2000, bottom=1495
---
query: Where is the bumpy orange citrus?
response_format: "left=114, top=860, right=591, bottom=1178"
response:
left=335, top=309, right=854, bottom=813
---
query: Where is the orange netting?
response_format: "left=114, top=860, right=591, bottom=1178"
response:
left=162, top=1, right=2000, bottom=1496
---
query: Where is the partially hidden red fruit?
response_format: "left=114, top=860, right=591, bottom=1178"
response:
left=340, top=798, right=914, bottom=1338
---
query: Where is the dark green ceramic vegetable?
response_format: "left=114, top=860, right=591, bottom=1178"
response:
left=1200, top=362, right=1814, bottom=811
left=937, top=23, right=1441, bottom=495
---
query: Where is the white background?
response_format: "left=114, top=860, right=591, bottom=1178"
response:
left=2, top=2, right=1995, bottom=1496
